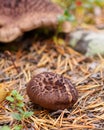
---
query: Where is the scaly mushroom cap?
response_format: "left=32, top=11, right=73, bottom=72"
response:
left=27, top=72, right=78, bottom=110
left=0, top=0, right=63, bottom=43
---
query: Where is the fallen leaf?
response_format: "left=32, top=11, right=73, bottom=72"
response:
left=0, top=83, right=9, bottom=102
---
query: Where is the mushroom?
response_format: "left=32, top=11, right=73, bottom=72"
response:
left=27, top=72, right=78, bottom=110
left=0, top=0, right=70, bottom=43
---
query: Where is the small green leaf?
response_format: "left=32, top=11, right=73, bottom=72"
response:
left=12, top=113, right=22, bottom=121
left=58, top=9, right=75, bottom=23
left=23, top=111, right=33, bottom=118
left=17, top=108, right=24, bottom=114
left=11, top=90, right=18, bottom=96
left=58, top=15, right=65, bottom=22
left=64, top=9, right=70, bottom=16
left=14, top=125, right=22, bottom=130
left=65, top=14, right=75, bottom=21
left=1, top=126, right=11, bottom=130
left=16, top=94, right=24, bottom=101
left=16, top=102, right=24, bottom=107
left=6, top=96, right=14, bottom=102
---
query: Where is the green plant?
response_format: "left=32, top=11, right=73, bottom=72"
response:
left=53, top=0, right=104, bottom=25
left=1, top=126, right=11, bottom=130
left=3, top=90, right=33, bottom=130
left=1, top=125, right=22, bottom=130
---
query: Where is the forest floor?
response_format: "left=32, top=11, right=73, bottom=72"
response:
left=0, top=34, right=104, bottom=130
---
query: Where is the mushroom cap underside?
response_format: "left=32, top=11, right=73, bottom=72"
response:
left=0, top=0, right=63, bottom=43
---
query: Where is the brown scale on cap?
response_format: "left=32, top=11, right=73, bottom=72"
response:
left=0, top=0, right=67, bottom=43
left=27, top=72, right=78, bottom=110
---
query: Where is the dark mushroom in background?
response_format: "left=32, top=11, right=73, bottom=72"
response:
left=0, top=0, right=70, bottom=43
left=27, top=72, right=78, bottom=111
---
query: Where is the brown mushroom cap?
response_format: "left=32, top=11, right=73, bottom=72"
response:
left=0, top=0, right=63, bottom=43
left=27, top=72, right=78, bottom=110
